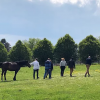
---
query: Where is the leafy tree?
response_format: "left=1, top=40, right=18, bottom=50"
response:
left=22, top=38, right=41, bottom=51
left=1, top=38, right=11, bottom=51
left=0, top=42, right=7, bottom=62
left=33, top=38, right=53, bottom=65
left=54, top=34, right=77, bottom=62
left=79, top=35, right=100, bottom=63
left=8, top=40, right=32, bottom=62
left=97, top=36, right=100, bottom=42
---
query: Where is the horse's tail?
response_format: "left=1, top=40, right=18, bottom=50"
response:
left=0, top=62, right=3, bottom=68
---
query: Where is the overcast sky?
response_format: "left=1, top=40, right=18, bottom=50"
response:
left=0, top=0, right=100, bottom=46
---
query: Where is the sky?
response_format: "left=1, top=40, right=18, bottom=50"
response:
left=0, top=0, right=100, bottom=46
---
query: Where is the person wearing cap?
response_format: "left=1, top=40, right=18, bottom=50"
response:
left=85, top=56, right=91, bottom=77
left=68, top=58, right=75, bottom=77
left=60, top=58, right=66, bottom=76
left=43, top=58, right=51, bottom=79
left=30, top=58, right=40, bottom=79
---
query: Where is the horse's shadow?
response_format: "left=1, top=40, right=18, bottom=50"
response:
left=0, top=80, right=13, bottom=82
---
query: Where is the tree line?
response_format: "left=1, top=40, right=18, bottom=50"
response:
left=0, top=34, right=100, bottom=65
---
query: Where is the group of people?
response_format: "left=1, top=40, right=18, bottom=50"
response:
left=30, top=56, right=91, bottom=79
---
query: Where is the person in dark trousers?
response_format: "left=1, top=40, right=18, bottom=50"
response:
left=85, top=56, right=91, bottom=77
left=43, top=58, right=51, bottom=79
left=30, top=58, right=40, bottom=79
left=68, top=58, right=75, bottom=77
left=46, top=60, right=53, bottom=78
left=60, top=58, right=66, bottom=76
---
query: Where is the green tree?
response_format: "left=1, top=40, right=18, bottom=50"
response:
left=22, top=38, right=41, bottom=51
left=97, top=36, right=100, bottom=42
left=1, top=38, right=11, bottom=52
left=8, top=40, right=32, bottom=62
left=0, top=42, right=7, bottom=62
left=79, top=35, right=100, bottom=63
left=33, top=38, right=53, bottom=65
left=54, top=34, right=77, bottom=62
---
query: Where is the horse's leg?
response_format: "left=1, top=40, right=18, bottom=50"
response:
left=4, top=70, right=7, bottom=81
left=13, top=70, right=19, bottom=81
left=1, top=69, right=4, bottom=81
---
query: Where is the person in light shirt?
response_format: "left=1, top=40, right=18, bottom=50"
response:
left=30, top=58, right=40, bottom=79
left=60, top=58, right=66, bottom=76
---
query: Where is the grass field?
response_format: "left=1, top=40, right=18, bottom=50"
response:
left=0, top=64, right=100, bottom=100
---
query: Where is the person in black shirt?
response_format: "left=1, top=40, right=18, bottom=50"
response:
left=85, top=56, right=91, bottom=77
left=68, top=58, right=75, bottom=77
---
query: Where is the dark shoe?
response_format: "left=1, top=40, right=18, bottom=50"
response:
left=84, top=74, right=86, bottom=77
left=37, top=77, right=39, bottom=79
left=70, top=74, right=72, bottom=77
left=88, top=74, right=90, bottom=77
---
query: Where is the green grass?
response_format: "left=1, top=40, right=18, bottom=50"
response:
left=0, top=65, right=100, bottom=100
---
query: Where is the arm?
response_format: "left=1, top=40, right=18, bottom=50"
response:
left=60, top=61, right=61, bottom=68
left=38, top=62, right=40, bottom=68
left=30, top=62, right=34, bottom=66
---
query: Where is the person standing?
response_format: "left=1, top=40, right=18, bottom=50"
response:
left=60, top=58, right=66, bottom=76
left=30, top=58, right=40, bottom=79
left=43, top=58, right=51, bottom=79
left=85, top=56, right=91, bottom=77
left=46, top=60, right=53, bottom=78
left=68, top=58, right=75, bottom=77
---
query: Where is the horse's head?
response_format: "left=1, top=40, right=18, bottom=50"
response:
left=25, top=61, right=31, bottom=68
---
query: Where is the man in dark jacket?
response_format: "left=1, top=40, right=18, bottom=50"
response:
left=68, top=58, right=75, bottom=77
left=85, top=56, right=91, bottom=77
left=43, top=58, right=51, bottom=79
left=46, top=60, right=53, bottom=78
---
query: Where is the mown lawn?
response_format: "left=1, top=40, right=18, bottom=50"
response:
left=0, top=64, right=100, bottom=100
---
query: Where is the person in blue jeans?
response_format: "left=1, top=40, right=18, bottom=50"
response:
left=43, top=58, right=51, bottom=79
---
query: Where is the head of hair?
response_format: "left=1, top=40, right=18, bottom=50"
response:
left=35, top=58, right=38, bottom=60
left=88, top=56, right=91, bottom=58
left=48, top=58, right=51, bottom=60
left=61, top=58, right=65, bottom=60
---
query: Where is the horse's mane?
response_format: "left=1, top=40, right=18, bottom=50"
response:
left=15, top=60, right=28, bottom=65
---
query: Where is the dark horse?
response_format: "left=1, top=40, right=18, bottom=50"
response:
left=0, top=60, right=31, bottom=81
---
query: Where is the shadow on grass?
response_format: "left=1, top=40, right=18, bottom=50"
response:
left=0, top=80, right=14, bottom=82
left=71, top=76, right=77, bottom=77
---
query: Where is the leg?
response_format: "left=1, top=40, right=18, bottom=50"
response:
left=63, top=67, right=65, bottom=76
left=13, top=70, right=19, bottom=81
left=46, top=71, right=49, bottom=78
left=43, top=69, right=48, bottom=79
left=70, top=68, right=73, bottom=77
left=49, top=69, right=51, bottom=79
left=4, top=70, right=7, bottom=80
left=87, top=65, right=90, bottom=76
left=85, top=64, right=90, bottom=77
left=1, top=69, right=4, bottom=81
left=37, top=69, right=39, bottom=79
left=61, top=67, right=63, bottom=76
left=33, top=70, right=35, bottom=79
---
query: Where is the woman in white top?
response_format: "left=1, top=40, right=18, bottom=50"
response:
left=60, top=58, right=66, bottom=76
left=30, top=58, right=40, bottom=79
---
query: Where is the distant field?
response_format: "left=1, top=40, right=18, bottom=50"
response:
left=0, top=64, right=100, bottom=100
